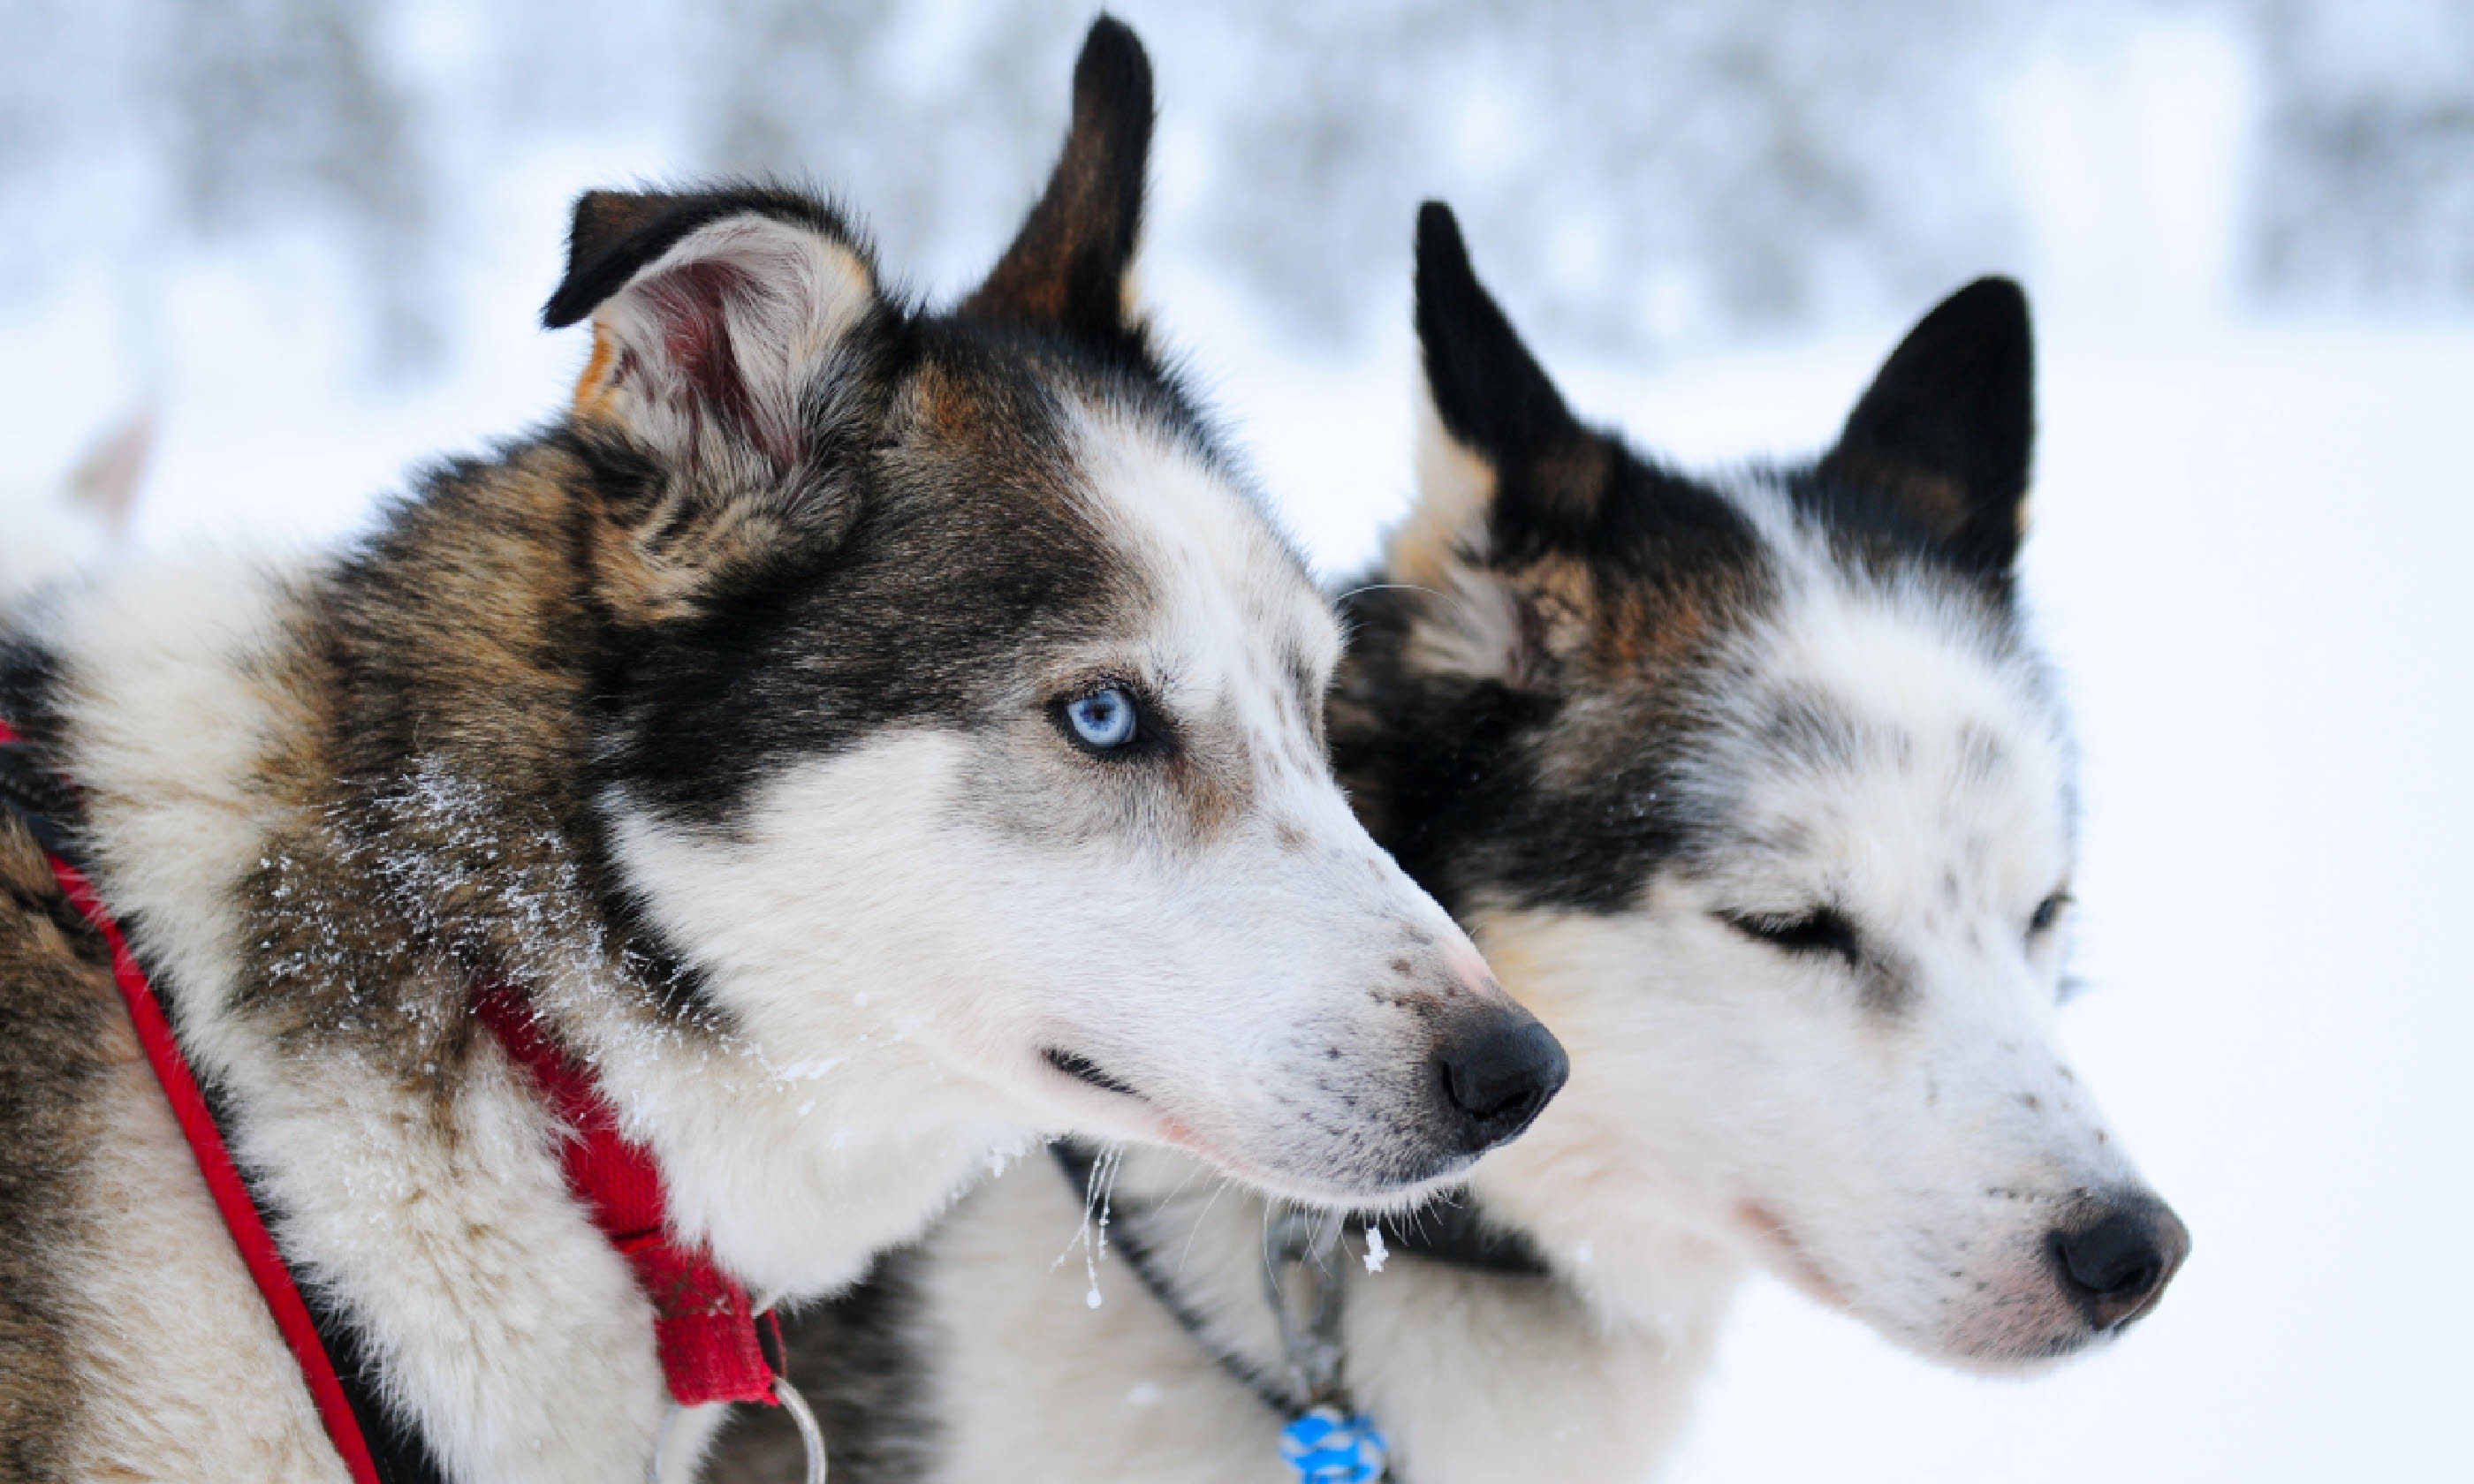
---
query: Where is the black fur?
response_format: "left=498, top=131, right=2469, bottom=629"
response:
left=1412, top=201, right=1585, bottom=507
left=1811, top=276, right=2035, bottom=587
left=532, top=21, right=1226, bottom=837
left=541, top=186, right=869, bottom=334
left=1415, top=201, right=1759, bottom=576
left=585, top=343, right=1141, bottom=831
left=0, top=636, right=66, bottom=754
left=720, top=1249, right=943, bottom=1484
left=1337, top=205, right=2039, bottom=921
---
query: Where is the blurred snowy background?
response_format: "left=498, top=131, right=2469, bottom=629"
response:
left=3, top=0, right=2468, bottom=1478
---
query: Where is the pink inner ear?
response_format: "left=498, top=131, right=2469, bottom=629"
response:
left=638, top=258, right=799, bottom=467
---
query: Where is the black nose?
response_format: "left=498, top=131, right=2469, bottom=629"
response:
left=1433, top=1012, right=1569, bottom=1154
left=2049, top=1191, right=2191, bottom=1332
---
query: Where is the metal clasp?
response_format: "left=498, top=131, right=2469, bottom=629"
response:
left=1262, top=1206, right=1349, bottom=1408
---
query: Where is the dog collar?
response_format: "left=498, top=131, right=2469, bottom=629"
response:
left=471, top=984, right=828, bottom=1480
left=1051, top=1141, right=1552, bottom=1484
left=471, top=983, right=785, bottom=1406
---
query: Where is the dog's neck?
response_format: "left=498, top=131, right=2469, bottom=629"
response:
left=2, top=439, right=1016, bottom=1476
left=1083, top=1131, right=1742, bottom=1481
left=1309, top=577, right=1757, bottom=1473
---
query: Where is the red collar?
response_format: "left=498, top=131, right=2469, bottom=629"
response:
left=472, top=983, right=784, bottom=1409
left=0, top=716, right=780, bottom=1480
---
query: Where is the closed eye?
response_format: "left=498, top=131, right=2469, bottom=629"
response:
left=1719, top=906, right=1862, bottom=968
left=2029, top=890, right=2072, bottom=937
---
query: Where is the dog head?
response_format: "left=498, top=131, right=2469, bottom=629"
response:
left=1336, top=203, right=2184, bottom=1367
left=550, top=29, right=1564, bottom=1208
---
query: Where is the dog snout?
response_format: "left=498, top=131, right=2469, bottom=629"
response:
left=1431, top=1007, right=1569, bottom=1155
left=2047, top=1190, right=2190, bottom=1333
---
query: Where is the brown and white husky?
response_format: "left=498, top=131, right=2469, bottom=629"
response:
left=0, top=29, right=1564, bottom=1484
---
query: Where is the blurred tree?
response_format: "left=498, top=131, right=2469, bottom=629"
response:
left=0, top=0, right=2463, bottom=380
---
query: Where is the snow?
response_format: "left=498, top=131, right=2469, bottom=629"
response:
left=3, top=4, right=2468, bottom=1478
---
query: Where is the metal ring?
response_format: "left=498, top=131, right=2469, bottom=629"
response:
left=775, top=1374, right=829, bottom=1484
left=649, top=1401, right=684, bottom=1484
left=645, top=1386, right=825, bottom=1484
left=755, top=1291, right=828, bottom=1484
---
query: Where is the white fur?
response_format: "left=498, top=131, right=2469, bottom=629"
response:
left=885, top=1149, right=1706, bottom=1484
left=64, top=1016, right=343, bottom=1481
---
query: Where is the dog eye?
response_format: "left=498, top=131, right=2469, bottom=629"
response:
left=2028, top=891, right=2071, bottom=936
left=1720, top=906, right=1861, bottom=967
left=1059, top=686, right=1140, bottom=752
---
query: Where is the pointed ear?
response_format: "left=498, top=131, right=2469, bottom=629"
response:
left=1397, top=201, right=1613, bottom=590
left=1818, top=276, right=2036, bottom=575
left=960, top=18, right=1153, bottom=350
left=544, top=186, right=881, bottom=473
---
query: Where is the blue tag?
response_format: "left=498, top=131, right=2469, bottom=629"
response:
left=1279, top=1404, right=1388, bottom=1483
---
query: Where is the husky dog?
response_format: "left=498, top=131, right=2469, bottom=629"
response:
left=717, top=203, right=2190, bottom=1483
left=0, top=27, right=1568, bottom=1482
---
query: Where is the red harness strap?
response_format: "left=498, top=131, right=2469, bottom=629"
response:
left=474, top=983, right=783, bottom=1409
left=0, top=717, right=386, bottom=1483
left=2, top=715, right=777, bottom=1483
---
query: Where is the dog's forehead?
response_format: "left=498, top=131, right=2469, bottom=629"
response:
left=1066, top=401, right=1339, bottom=696
left=1700, top=572, right=2074, bottom=896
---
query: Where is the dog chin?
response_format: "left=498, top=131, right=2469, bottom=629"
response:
left=1031, top=1050, right=1482, bottom=1206
left=1267, top=1155, right=1481, bottom=1212
left=1170, top=1132, right=1477, bottom=1210
left=1931, top=1297, right=2117, bottom=1374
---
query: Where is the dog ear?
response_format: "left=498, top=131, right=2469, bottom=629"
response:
left=1399, top=202, right=1625, bottom=589
left=1818, top=276, right=2035, bottom=577
left=545, top=186, right=882, bottom=475
left=1397, top=204, right=1759, bottom=691
left=1385, top=203, right=1597, bottom=688
left=960, top=17, right=1153, bottom=352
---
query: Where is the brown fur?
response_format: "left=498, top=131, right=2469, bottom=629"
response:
left=961, top=18, right=1154, bottom=354
left=0, top=815, right=113, bottom=1480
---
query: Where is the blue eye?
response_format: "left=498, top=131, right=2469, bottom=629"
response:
left=1064, top=687, right=1138, bottom=750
